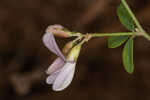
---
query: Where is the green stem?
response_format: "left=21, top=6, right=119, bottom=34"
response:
left=121, top=0, right=150, bottom=41
left=143, top=33, right=150, bottom=41
left=89, top=32, right=133, bottom=37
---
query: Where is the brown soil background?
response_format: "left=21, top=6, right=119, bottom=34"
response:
left=0, top=0, right=150, bottom=100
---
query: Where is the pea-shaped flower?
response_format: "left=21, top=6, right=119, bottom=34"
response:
left=43, top=32, right=81, bottom=91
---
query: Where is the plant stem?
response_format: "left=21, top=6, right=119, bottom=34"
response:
left=121, top=0, right=150, bottom=41
left=143, top=33, right=150, bottom=41
left=89, top=32, right=133, bottom=37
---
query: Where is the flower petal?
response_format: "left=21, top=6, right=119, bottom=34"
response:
left=46, top=57, right=65, bottom=75
left=46, top=70, right=60, bottom=84
left=42, top=32, right=65, bottom=60
left=52, top=62, right=76, bottom=91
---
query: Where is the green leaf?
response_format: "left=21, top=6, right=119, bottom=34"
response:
left=117, top=3, right=134, bottom=31
left=122, top=38, right=134, bottom=74
left=108, top=36, right=128, bottom=48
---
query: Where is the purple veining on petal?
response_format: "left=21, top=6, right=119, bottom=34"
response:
left=46, top=57, right=65, bottom=75
left=42, top=32, right=65, bottom=60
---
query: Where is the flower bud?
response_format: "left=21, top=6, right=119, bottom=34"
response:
left=46, top=24, right=72, bottom=38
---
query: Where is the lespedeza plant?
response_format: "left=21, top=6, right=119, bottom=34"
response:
left=43, top=0, right=150, bottom=91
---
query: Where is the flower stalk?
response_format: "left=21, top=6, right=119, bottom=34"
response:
left=89, top=32, right=133, bottom=37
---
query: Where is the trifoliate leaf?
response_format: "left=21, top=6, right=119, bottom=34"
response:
left=108, top=36, right=128, bottom=48
left=122, top=38, right=134, bottom=74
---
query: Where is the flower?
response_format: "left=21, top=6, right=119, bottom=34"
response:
left=43, top=32, right=81, bottom=91
left=46, top=62, right=76, bottom=91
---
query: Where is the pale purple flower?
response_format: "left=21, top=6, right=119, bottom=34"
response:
left=46, top=62, right=76, bottom=91
left=42, top=32, right=78, bottom=91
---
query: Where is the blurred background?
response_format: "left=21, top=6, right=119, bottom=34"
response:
left=0, top=0, right=150, bottom=100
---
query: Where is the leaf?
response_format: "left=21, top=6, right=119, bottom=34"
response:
left=122, top=38, right=134, bottom=74
left=108, top=36, right=128, bottom=48
left=117, top=3, right=134, bottom=31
